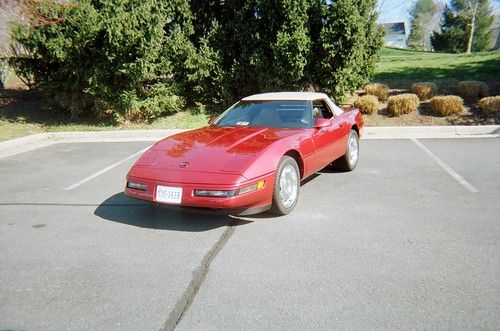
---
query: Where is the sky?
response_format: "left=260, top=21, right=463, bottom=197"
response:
left=377, top=0, right=415, bottom=25
left=377, top=0, right=500, bottom=26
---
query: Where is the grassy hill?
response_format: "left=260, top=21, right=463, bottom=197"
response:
left=373, top=48, right=500, bottom=94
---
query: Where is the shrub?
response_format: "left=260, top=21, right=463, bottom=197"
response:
left=430, top=95, right=463, bottom=116
left=478, top=96, right=500, bottom=116
left=411, top=82, right=437, bottom=100
left=9, top=0, right=193, bottom=121
left=364, top=83, right=389, bottom=101
left=10, top=0, right=384, bottom=120
left=387, top=94, right=419, bottom=116
left=457, top=81, right=488, bottom=101
left=313, top=0, right=384, bottom=100
left=121, top=84, right=185, bottom=122
left=354, top=95, right=379, bottom=115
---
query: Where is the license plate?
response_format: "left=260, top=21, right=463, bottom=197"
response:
left=155, top=185, right=182, bottom=204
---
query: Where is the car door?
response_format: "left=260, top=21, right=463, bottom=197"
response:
left=329, top=112, right=351, bottom=160
left=309, top=99, right=348, bottom=172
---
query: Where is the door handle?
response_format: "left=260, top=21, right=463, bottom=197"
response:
left=338, top=122, right=345, bottom=128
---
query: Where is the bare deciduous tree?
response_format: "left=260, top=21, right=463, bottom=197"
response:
left=459, top=0, right=482, bottom=53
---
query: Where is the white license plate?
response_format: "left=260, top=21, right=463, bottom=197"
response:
left=155, top=185, right=182, bottom=204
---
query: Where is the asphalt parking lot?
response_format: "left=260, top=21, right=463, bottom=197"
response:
left=0, top=137, right=499, bottom=330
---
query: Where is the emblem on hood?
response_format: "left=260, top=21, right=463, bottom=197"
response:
left=179, top=161, right=190, bottom=168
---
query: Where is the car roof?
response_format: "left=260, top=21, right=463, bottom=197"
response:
left=241, top=92, right=330, bottom=101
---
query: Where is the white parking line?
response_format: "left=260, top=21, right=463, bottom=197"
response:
left=64, top=146, right=151, bottom=191
left=411, top=138, right=478, bottom=193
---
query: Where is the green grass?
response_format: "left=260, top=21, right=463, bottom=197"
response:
left=374, top=48, right=500, bottom=93
left=0, top=90, right=209, bottom=141
left=0, top=111, right=209, bottom=141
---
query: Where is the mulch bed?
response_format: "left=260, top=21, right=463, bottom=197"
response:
left=347, top=89, right=499, bottom=126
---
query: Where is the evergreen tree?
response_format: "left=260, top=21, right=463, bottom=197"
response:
left=10, top=0, right=195, bottom=120
left=190, top=0, right=313, bottom=99
left=269, top=0, right=311, bottom=90
left=407, top=0, right=440, bottom=50
left=10, top=0, right=384, bottom=119
left=191, top=0, right=383, bottom=102
left=431, top=0, right=494, bottom=53
left=316, top=0, right=384, bottom=98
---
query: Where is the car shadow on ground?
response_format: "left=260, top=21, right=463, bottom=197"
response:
left=94, top=192, right=251, bottom=232
left=318, top=164, right=352, bottom=174
left=237, top=173, right=324, bottom=220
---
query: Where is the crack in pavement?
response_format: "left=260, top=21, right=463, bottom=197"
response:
left=159, top=218, right=240, bottom=331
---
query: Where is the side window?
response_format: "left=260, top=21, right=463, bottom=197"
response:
left=312, top=99, right=334, bottom=119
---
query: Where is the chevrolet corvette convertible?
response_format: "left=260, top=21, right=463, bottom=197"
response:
left=125, top=92, right=363, bottom=215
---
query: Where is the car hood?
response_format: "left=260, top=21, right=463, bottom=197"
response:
left=134, top=126, right=303, bottom=174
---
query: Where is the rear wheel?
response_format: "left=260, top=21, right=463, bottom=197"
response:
left=332, top=129, right=359, bottom=171
left=270, top=156, right=300, bottom=215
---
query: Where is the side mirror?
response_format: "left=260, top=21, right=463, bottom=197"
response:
left=315, top=118, right=332, bottom=128
left=208, top=116, right=218, bottom=125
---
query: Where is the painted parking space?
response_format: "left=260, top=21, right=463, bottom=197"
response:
left=0, top=141, right=151, bottom=203
left=0, top=138, right=498, bottom=330
left=417, top=138, right=500, bottom=194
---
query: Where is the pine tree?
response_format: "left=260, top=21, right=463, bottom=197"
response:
left=315, top=0, right=383, bottom=99
left=10, top=0, right=195, bottom=119
left=191, top=0, right=383, bottom=102
left=269, top=0, right=311, bottom=90
left=407, top=0, right=440, bottom=50
left=431, top=0, right=494, bottom=53
left=10, top=0, right=384, bottom=118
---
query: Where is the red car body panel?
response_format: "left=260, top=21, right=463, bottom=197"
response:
left=125, top=106, right=363, bottom=214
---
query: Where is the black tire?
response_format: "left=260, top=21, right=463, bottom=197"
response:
left=270, top=156, right=300, bottom=215
left=332, top=129, right=359, bottom=172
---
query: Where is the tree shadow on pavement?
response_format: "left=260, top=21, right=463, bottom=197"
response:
left=94, top=192, right=251, bottom=232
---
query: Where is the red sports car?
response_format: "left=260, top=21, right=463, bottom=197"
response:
left=125, top=92, right=363, bottom=215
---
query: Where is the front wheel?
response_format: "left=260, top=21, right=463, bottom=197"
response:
left=270, top=156, right=300, bottom=215
left=332, top=129, right=359, bottom=171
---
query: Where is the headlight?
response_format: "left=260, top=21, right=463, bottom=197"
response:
left=127, top=181, right=147, bottom=191
left=194, top=190, right=237, bottom=198
left=194, top=181, right=265, bottom=198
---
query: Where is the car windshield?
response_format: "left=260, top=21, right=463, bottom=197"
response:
left=214, top=100, right=312, bottom=129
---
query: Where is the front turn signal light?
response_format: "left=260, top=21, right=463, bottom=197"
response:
left=237, top=180, right=265, bottom=195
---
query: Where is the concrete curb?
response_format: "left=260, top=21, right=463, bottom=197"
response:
left=49, top=129, right=186, bottom=142
left=0, top=133, right=54, bottom=159
left=0, top=126, right=498, bottom=159
left=362, top=125, right=499, bottom=139
left=0, top=129, right=187, bottom=159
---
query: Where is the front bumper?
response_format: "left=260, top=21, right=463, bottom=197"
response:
left=124, top=172, right=275, bottom=213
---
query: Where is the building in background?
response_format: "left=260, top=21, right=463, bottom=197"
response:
left=381, top=22, right=407, bottom=48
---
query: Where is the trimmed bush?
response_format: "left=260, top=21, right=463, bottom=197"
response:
left=354, top=95, right=379, bottom=115
left=365, top=83, right=389, bottom=101
left=478, top=96, right=500, bottom=116
left=457, top=81, right=488, bottom=101
left=387, top=94, right=419, bottom=116
left=430, top=95, right=464, bottom=116
left=411, top=82, right=437, bottom=100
